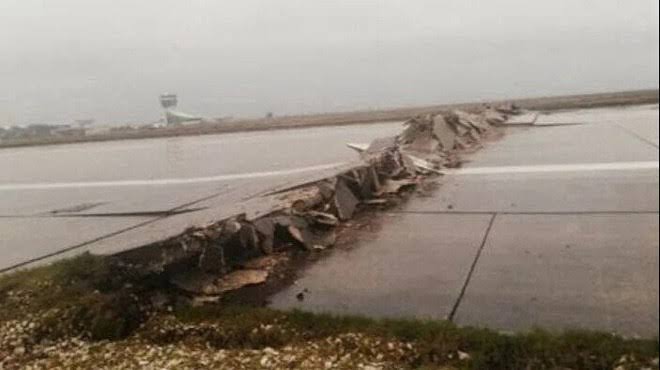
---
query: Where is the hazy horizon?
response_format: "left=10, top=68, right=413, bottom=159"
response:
left=1, top=0, right=658, bottom=126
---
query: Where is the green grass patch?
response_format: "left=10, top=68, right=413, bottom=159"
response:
left=1, top=255, right=658, bottom=369
left=0, top=253, right=148, bottom=339
left=173, top=304, right=658, bottom=370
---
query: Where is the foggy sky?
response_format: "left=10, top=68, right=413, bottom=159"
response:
left=1, top=0, right=658, bottom=125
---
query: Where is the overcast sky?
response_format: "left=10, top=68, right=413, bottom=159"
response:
left=1, top=0, right=658, bottom=125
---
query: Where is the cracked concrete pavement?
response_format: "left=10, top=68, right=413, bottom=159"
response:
left=0, top=122, right=402, bottom=272
left=270, top=104, right=659, bottom=337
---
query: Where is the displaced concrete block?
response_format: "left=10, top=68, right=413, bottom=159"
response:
left=253, top=217, right=275, bottom=254
left=378, top=178, right=418, bottom=195
left=404, top=135, right=440, bottom=153
left=433, top=114, right=457, bottom=150
left=484, top=109, right=506, bottom=125
left=287, top=224, right=336, bottom=250
left=305, top=210, right=339, bottom=227
left=213, top=269, right=268, bottom=293
left=222, top=223, right=261, bottom=266
left=494, top=102, right=519, bottom=114
left=333, top=178, right=359, bottom=221
left=198, top=245, right=225, bottom=273
left=365, top=136, right=397, bottom=153
left=316, top=180, right=336, bottom=201
left=239, top=223, right=259, bottom=251
left=455, top=110, right=490, bottom=132
left=358, top=165, right=382, bottom=198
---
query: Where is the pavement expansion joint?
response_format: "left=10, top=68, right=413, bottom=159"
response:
left=448, top=213, right=497, bottom=322
left=613, top=123, right=659, bottom=149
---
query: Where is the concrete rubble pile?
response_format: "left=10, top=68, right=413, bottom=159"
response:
left=112, top=105, right=519, bottom=299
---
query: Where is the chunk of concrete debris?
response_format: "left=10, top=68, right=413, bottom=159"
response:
left=504, top=111, right=539, bottom=125
left=239, top=223, right=259, bottom=249
left=170, top=270, right=218, bottom=295
left=372, top=148, right=406, bottom=178
left=405, top=135, right=440, bottom=153
left=287, top=224, right=337, bottom=251
left=286, top=225, right=305, bottom=246
left=445, top=112, right=471, bottom=135
left=454, top=135, right=469, bottom=150
left=287, top=185, right=326, bottom=212
left=362, top=198, right=389, bottom=205
left=378, top=178, right=418, bottom=195
left=316, top=179, right=336, bottom=201
left=399, top=117, right=427, bottom=143
left=333, top=178, right=359, bottom=221
left=243, top=254, right=285, bottom=270
left=346, top=143, right=369, bottom=153
left=305, top=210, right=339, bottom=227
left=222, top=222, right=261, bottom=266
left=403, top=153, right=442, bottom=174
left=213, top=269, right=269, bottom=293
left=399, top=153, right=417, bottom=175
left=494, top=102, right=519, bottom=114
left=432, top=114, right=457, bottom=150
left=172, top=268, right=270, bottom=295
left=484, top=109, right=507, bottom=125
left=223, top=219, right=242, bottom=235
left=198, top=245, right=225, bottom=273
left=253, top=217, right=276, bottom=254
left=361, top=165, right=382, bottom=198
left=366, top=136, right=397, bottom=153
left=455, top=110, right=490, bottom=132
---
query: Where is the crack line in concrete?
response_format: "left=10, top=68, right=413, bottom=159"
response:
left=613, top=124, right=659, bottom=149
left=448, top=213, right=497, bottom=322
left=0, top=188, right=229, bottom=274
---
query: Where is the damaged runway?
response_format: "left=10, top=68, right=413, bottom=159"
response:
left=0, top=122, right=403, bottom=271
left=1, top=103, right=657, bottom=338
left=270, top=104, right=659, bottom=338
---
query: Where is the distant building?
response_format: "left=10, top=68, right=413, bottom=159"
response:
left=74, top=119, right=95, bottom=128
left=52, top=125, right=86, bottom=137
left=159, top=94, right=178, bottom=109
left=158, top=93, right=201, bottom=126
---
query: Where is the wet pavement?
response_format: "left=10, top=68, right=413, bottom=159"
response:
left=0, top=122, right=401, bottom=271
left=269, top=104, right=659, bottom=337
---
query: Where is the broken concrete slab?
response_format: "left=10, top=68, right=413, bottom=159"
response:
left=377, top=178, right=419, bottom=195
left=399, top=117, right=433, bottom=145
left=198, top=245, right=225, bottom=273
left=432, top=114, right=457, bottom=150
left=455, top=213, right=659, bottom=337
left=484, top=109, right=507, bottom=125
left=269, top=213, right=493, bottom=319
left=243, top=254, right=286, bottom=270
left=77, top=105, right=505, bottom=301
left=0, top=216, right=153, bottom=272
left=214, top=269, right=269, bottom=293
left=405, top=135, right=440, bottom=153
left=504, top=111, right=539, bottom=125
left=455, top=110, right=489, bottom=132
left=305, top=211, right=339, bottom=227
left=171, top=268, right=269, bottom=295
left=494, top=102, right=520, bottom=115
left=287, top=222, right=337, bottom=251
left=366, top=136, right=397, bottom=153
left=333, top=178, right=359, bottom=221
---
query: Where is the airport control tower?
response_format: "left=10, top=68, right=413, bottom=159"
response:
left=159, top=93, right=200, bottom=125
